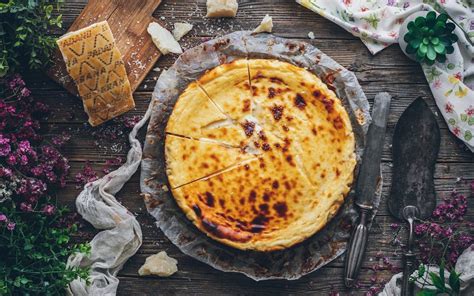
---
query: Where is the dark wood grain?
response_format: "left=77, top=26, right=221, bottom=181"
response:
left=32, top=0, right=474, bottom=295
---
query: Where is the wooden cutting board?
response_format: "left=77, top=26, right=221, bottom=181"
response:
left=48, top=0, right=162, bottom=96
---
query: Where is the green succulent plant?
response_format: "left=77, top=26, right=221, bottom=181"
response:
left=404, top=11, right=458, bottom=65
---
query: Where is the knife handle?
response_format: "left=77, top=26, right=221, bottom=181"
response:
left=344, top=208, right=370, bottom=287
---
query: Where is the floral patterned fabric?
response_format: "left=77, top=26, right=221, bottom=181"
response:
left=297, top=0, right=474, bottom=151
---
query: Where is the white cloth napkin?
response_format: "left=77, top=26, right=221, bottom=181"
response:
left=66, top=107, right=152, bottom=296
left=297, top=0, right=474, bottom=151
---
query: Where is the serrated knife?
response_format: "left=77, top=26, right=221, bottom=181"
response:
left=344, top=92, right=391, bottom=287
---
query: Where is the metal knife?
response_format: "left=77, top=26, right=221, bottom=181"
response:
left=344, top=92, right=391, bottom=287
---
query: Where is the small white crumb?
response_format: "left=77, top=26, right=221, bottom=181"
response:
left=147, top=22, right=183, bottom=55
left=308, top=31, right=315, bottom=39
left=153, top=67, right=161, bottom=72
left=206, top=0, right=238, bottom=18
left=253, top=14, right=273, bottom=34
left=138, top=251, right=178, bottom=277
left=160, top=16, right=165, bottom=20
left=161, top=184, right=169, bottom=192
left=172, top=22, right=193, bottom=41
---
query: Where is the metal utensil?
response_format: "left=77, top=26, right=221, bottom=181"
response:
left=344, top=92, right=391, bottom=287
left=388, top=97, right=440, bottom=296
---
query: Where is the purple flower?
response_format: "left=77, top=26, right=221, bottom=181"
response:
left=42, top=204, right=56, bottom=216
left=390, top=223, right=399, bottom=230
left=20, top=87, right=31, bottom=97
left=6, top=154, right=17, bottom=165
left=20, top=202, right=33, bottom=212
left=6, top=222, right=15, bottom=231
left=0, top=214, right=7, bottom=222
left=0, top=134, right=11, bottom=156
left=387, top=0, right=395, bottom=6
left=403, top=2, right=410, bottom=8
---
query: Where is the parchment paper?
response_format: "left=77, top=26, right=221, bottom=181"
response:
left=140, top=31, right=381, bottom=281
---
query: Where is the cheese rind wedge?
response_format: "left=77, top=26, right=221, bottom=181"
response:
left=56, top=21, right=135, bottom=126
left=206, top=0, right=238, bottom=18
left=253, top=14, right=273, bottom=33
left=172, top=22, right=193, bottom=41
left=147, top=22, right=183, bottom=55
left=138, top=251, right=178, bottom=277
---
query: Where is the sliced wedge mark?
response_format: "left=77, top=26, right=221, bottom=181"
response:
left=196, top=82, right=234, bottom=121
left=291, top=139, right=317, bottom=187
left=171, top=157, right=259, bottom=189
left=200, top=118, right=236, bottom=130
left=165, top=132, right=241, bottom=149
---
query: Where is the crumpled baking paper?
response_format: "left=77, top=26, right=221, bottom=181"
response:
left=140, top=31, right=382, bottom=281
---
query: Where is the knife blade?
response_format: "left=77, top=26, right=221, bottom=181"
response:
left=344, top=92, right=391, bottom=287
left=355, top=93, right=391, bottom=209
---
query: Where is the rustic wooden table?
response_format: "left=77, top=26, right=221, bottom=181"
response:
left=28, top=0, right=473, bottom=295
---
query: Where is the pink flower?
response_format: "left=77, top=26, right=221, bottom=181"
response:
left=343, top=0, right=352, bottom=5
left=453, top=126, right=461, bottom=136
left=6, top=222, right=15, bottom=231
left=0, top=214, right=7, bottom=222
left=42, top=204, right=56, bottom=216
left=433, top=80, right=442, bottom=89
left=20, top=87, right=31, bottom=97
left=466, top=106, right=474, bottom=116
left=20, top=202, right=33, bottom=212
left=454, top=72, right=462, bottom=81
left=445, top=102, right=454, bottom=113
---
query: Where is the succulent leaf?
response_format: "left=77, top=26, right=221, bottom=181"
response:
left=406, top=44, right=417, bottom=54
left=415, top=16, right=426, bottom=27
left=437, top=14, right=448, bottom=23
left=419, top=43, right=428, bottom=54
left=436, top=54, right=446, bottom=63
left=433, top=43, right=445, bottom=54
left=427, top=46, right=436, bottom=60
left=403, top=12, right=457, bottom=65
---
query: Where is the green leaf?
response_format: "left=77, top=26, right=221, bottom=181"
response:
left=406, top=44, right=417, bottom=54
left=410, top=38, right=422, bottom=49
left=431, top=37, right=439, bottom=45
left=408, top=21, right=416, bottom=31
left=404, top=33, right=414, bottom=42
left=419, top=43, right=428, bottom=54
left=446, top=46, right=454, bottom=54
left=426, top=11, right=436, bottom=26
left=429, top=272, right=445, bottom=291
left=416, top=290, right=437, bottom=296
left=449, top=270, right=461, bottom=293
left=415, top=16, right=426, bottom=27
left=465, top=130, right=473, bottom=141
left=423, top=37, right=430, bottom=45
left=447, top=63, right=455, bottom=70
left=439, top=261, right=445, bottom=286
left=461, top=114, right=468, bottom=122
left=437, top=13, right=448, bottom=23
left=434, top=43, right=445, bottom=54
left=436, top=54, right=446, bottom=63
left=427, top=46, right=436, bottom=60
left=446, top=22, right=455, bottom=32
left=449, top=33, right=458, bottom=43
left=468, top=117, right=474, bottom=126
left=418, top=264, right=426, bottom=278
